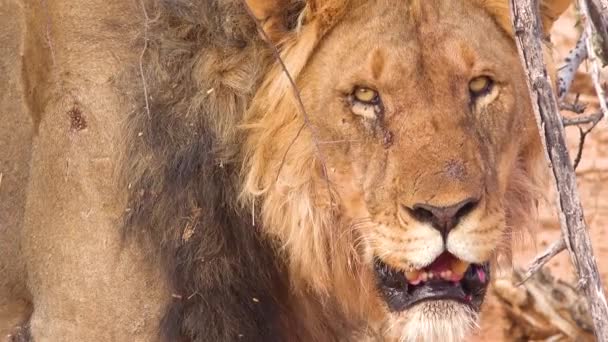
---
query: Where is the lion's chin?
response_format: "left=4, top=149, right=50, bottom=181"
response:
left=386, top=300, right=479, bottom=342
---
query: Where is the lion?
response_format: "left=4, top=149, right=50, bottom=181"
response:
left=0, top=0, right=571, bottom=341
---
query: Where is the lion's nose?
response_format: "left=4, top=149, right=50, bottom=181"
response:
left=407, top=198, right=479, bottom=240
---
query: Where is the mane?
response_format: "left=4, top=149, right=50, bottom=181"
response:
left=118, top=0, right=547, bottom=340
left=239, top=0, right=381, bottom=320
left=119, top=0, right=364, bottom=340
left=120, top=1, right=287, bottom=340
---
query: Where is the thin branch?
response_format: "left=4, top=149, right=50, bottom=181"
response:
left=560, top=93, right=587, bottom=113
left=509, top=0, right=608, bottom=340
left=573, top=113, right=603, bottom=169
left=518, top=239, right=566, bottom=286
left=563, top=111, right=604, bottom=125
left=139, top=0, right=151, bottom=120
left=275, top=123, right=306, bottom=182
left=520, top=110, right=601, bottom=284
left=579, top=0, right=608, bottom=122
left=557, top=33, right=588, bottom=100
left=586, top=0, right=608, bottom=60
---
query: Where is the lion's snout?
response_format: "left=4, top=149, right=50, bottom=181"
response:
left=400, top=197, right=480, bottom=241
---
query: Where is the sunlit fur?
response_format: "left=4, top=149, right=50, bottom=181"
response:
left=241, top=0, right=567, bottom=340
left=117, top=0, right=570, bottom=340
left=390, top=301, right=479, bottom=342
left=3, top=0, right=573, bottom=340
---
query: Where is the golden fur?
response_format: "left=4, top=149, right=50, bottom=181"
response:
left=0, top=0, right=570, bottom=341
left=243, top=0, right=569, bottom=339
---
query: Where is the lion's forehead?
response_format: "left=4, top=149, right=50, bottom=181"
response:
left=317, top=0, right=515, bottom=82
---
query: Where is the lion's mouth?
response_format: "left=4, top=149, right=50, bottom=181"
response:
left=373, top=252, right=489, bottom=312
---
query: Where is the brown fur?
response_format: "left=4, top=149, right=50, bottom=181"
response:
left=1, top=0, right=570, bottom=341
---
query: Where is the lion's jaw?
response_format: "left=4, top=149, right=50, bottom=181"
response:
left=242, top=0, right=548, bottom=340
left=387, top=300, right=479, bottom=342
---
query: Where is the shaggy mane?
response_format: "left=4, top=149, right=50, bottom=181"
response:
left=119, top=0, right=547, bottom=341
left=120, top=0, right=361, bottom=341
left=121, top=1, right=287, bottom=340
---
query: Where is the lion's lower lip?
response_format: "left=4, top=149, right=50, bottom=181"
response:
left=373, top=257, right=490, bottom=312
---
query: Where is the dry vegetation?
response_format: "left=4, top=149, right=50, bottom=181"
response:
left=474, top=6, right=608, bottom=341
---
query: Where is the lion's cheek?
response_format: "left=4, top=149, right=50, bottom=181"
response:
left=368, top=224, right=445, bottom=269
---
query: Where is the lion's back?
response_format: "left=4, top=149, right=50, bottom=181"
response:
left=0, top=0, right=174, bottom=340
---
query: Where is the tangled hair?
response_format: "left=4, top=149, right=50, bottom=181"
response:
left=120, top=0, right=362, bottom=340
left=119, top=0, right=553, bottom=340
left=121, top=1, right=284, bottom=340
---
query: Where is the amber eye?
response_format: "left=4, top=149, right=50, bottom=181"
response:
left=469, top=76, right=494, bottom=98
left=353, top=87, right=379, bottom=103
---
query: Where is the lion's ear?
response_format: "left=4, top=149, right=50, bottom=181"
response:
left=245, top=0, right=349, bottom=42
left=475, top=0, right=571, bottom=36
left=245, top=0, right=304, bottom=42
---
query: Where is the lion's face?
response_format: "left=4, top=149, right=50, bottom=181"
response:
left=295, top=0, right=534, bottom=336
left=244, top=0, right=565, bottom=340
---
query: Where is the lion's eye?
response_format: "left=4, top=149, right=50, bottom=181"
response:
left=353, top=87, right=379, bottom=103
left=469, top=76, right=494, bottom=98
left=350, top=86, right=382, bottom=120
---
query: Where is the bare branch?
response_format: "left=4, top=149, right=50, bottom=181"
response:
left=586, top=0, right=608, bottom=60
left=518, top=238, right=566, bottom=286
left=560, top=94, right=587, bottom=113
left=495, top=268, right=594, bottom=340
left=519, top=110, right=603, bottom=284
left=579, top=0, right=608, bottom=122
left=509, top=0, right=608, bottom=340
left=557, top=33, right=588, bottom=100
left=138, top=0, right=151, bottom=120
left=563, top=111, right=604, bottom=125
left=573, top=113, right=603, bottom=169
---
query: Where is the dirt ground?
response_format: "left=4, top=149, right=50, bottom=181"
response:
left=474, top=8, right=608, bottom=341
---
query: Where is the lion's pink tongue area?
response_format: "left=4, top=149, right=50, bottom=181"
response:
left=425, top=252, right=455, bottom=273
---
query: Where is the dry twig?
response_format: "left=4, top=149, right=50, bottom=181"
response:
left=241, top=1, right=335, bottom=203
left=562, top=111, right=604, bottom=125
left=518, top=239, right=567, bottom=285
left=139, top=0, right=151, bottom=120
left=557, top=33, right=588, bottom=100
left=560, top=94, right=587, bottom=113
left=509, top=0, right=608, bottom=339
left=572, top=112, right=603, bottom=169
left=579, top=0, right=608, bottom=121
left=496, top=268, right=594, bottom=341
left=585, top=0, right=608, bottom=59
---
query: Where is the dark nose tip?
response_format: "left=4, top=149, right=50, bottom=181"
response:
left=408, top=198, right=479, bottom=239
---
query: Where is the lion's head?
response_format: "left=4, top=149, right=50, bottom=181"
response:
left=241, top=0, right=569, bottom=340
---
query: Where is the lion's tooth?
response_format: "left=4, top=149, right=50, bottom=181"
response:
left=420, top=272, right=428, bottom=282
left=405, top=270, right=420, bottom=283
left=438, top=270, right=452, bottom=280
left=451, top=260, right=470, bottom=280
left=410, top=278, right=422, bottom=285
